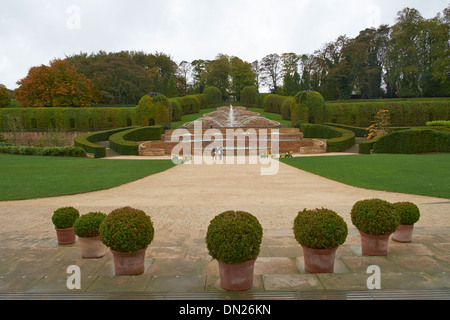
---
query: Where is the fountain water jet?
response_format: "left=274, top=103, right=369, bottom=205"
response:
left=181, top=106, right=282, bottom=129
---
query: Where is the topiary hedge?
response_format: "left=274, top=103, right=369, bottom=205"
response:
left=373, top=129, right=450, bottom=154
left=0, top=145, right=86, bottom=157
left=100, top=207, right=154, bottom=253
left=325, top=99, right=450, bottom=127
left=351, top=199, right=400, bottom=236
left=203, top=86, right=222, bottom=107
left=109, top=125, right=165, bottom=155
left=393, top=202, right=420, bottom=225
left=74, top=126, right=137, bottom=158
left=240, top=86, right=259, bottom=108
left=293, top=91, right=326, bottom=124
left=206, top=210, right=263, bottom=265
left=74, top=212, right=107, bottom=238
left=299, top=123, right=355, bottom=152
left=52, top=207, right=80, bottom=229
left=293, top=208, right=348, bottom=250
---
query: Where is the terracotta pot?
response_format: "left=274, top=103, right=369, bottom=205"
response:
left=110, top=248, right=147, bottom=275
left=78, top=236, right=107, bottom=259
left=217, top=258, right=256, bottom=291
left=302, top=246, right=337, bottom=273
left=359, top=230, right=391, bottom=256
left=392, top=224, right=414, bottom=243
left=55, top=227, right=76, bottom=245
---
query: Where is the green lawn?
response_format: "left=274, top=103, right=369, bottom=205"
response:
left=281, top=154, right=450, bottom=199
left=0, top=154, right=176, bottom=201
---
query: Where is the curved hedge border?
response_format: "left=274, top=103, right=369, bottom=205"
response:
left=74, top=127, right=137, bottom=158
left=373, top=129, right=450, bottom=154
left=299, top=123, right=355, bottom=152
left=109, top=125, right=165, bottom=155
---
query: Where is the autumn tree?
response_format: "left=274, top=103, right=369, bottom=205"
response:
left=15, top=59, right=94, bottom=108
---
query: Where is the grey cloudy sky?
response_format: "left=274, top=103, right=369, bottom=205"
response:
left=0, top=0, right=448, bottom=89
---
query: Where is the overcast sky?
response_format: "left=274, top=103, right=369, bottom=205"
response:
left=0, top=0, right=448, bottom=89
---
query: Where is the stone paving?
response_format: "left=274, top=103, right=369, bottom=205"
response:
left=0, top=155, right=449, bottom=300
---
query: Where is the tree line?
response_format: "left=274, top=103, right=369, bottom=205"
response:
left=3, top=6, right=448, bottom=108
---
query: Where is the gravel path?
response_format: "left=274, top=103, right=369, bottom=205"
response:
left=0, top=157, right=448, bottom=242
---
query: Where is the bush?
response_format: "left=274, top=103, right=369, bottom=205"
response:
left=0, top=145, right=86, bottom=157
left=52, top=207, right=80, bottom=229
left=203, top=86, right=222, bottom=107
left=206, top=211, right=263, bottom=265
left=74, top=126, right=137, bottom=158
left=393, top=202, right=420, bottom=225
left=100, top=207, right=154, bottom=253
left=293, top=91, right=326, bottom=123
left=74, top=212, right=107, bottom=238
left=109, top=125, right=165, bottom=155
left=299, top=123, right=355, bottom=152
left=373, top=129, right=450, bottom=154
left=351, top=199, right=400, bottom=235
left=426, top=120, right=450, bottom=128
left=325, top=99, right=450, bottom=127
left=293, top=208, right=348, bottom=250
left=240, top=86, right=259, bottom=108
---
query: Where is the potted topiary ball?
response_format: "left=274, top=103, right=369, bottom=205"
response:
left=351, top=199, right=400, bottom=256
left=391, top=202, right=420, bottom=243
left=52, top=207, right=80, bottom=245
left=100, top=207, right=154, bottom=275
left=206, top=210, right=263, bottom=291
left=74, top=212, right=108, bottom=259
left=294, top=208, right=348, bottom=273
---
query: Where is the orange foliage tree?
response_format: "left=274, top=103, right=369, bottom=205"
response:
left=15, top=59, right=95, bottom=108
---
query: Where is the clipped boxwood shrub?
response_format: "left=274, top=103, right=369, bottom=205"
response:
left=351, top=199, right=400, bottom=236
left=299, top=123, right=355, bottom=152
left=100, top=207, right=154, bottom=253
left=52, top=207, right=80, bottom=229
left=393, top=202, right=420, bottom=225
left=293, top=91, right=326, bottom=123
left=73, top=212, right=107, bottom=238
left=373, top=129, right=450, bottom=154
left=109, top=125, right=165, bottom=155
left=293, top=208, right=348, bottom=250
left=74, top=126, right=137, bottom=158
left=206, top=211, right=263, bottom=265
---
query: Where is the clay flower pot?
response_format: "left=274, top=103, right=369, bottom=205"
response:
left=78, top=236, right=107, bottom=259
left=302, top=246, right=338, bottom=273
left=55, top=227, right=76, bottom=245
left=359, top=230, right=391, bottom=256
left=392, top=224, right=414, bottom=243
left=111, top=248, right=147, bottom=275
left=217, top=258, right=256, bottom=291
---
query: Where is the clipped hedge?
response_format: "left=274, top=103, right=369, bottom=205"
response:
left=109, top=125, right=165, bottom=155
left=0, top=145, right=86, bottom=157
left=74, top=126, right=137, bottom=158
left=373, top=129, right=450, bottom=154
left=263, top=94, right=292, bottom=114
left=171, top=95, right=200, bottom=115
left=203, top=86, right=222, bottom=107
left=299, top=123, right=355, bottom=152
left=241, top=86, right=259, bottom=108
left=325, top=99, right=450, bottom=127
